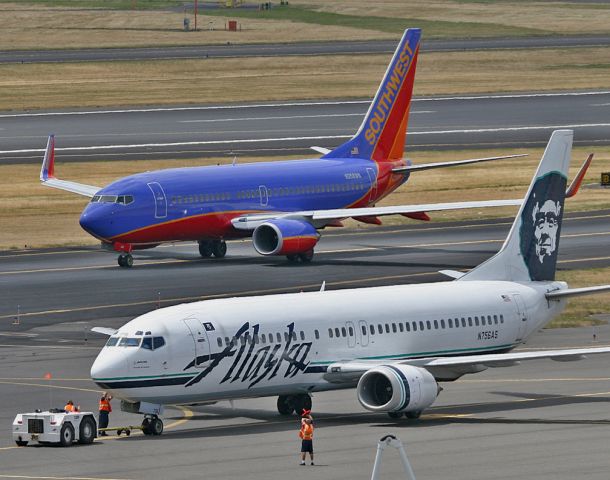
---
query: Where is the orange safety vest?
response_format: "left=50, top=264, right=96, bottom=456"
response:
left=299, top=423, right=314, bottom=441
left=99, top=398, right=112, bottom=413
left=64, top=403, right=76, bottom=412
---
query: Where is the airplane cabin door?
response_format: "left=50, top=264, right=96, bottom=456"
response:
left=358, top=320, right=369, bottom=347
left=182, top=317, right=211, bottom=368
left=512, top=294, right=529, bottom=341
left=366, top=168, right=378, bottom=203
left=259, top=185, right=269, bottom=207
left=346, top=321, right=356, bottom=348
left=147, top=182, right=168, bottom=219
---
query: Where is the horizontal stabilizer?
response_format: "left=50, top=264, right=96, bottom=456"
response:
left=438, top=269, right=465, bottom=279
left=546, top=285, right=610, bottom=299
left=311, top=146, right=331, bottom=155
left=565, top=153, right=593, bottom=198
left=91, top=327, right=117, bottom=336
left=392, top=153, right=527, bottom=173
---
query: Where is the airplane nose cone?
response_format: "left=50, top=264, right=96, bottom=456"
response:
left=90, top=347, right=129, bottom=389
left=79, top=204, right=113, bottom=240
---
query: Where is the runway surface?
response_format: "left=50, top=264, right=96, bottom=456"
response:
left=2, top=35, right=610, bottom=64
left=1, top=317, right=609, bottom=479
left=2, top=91, right=610, bottom=163
left=1, top=209, right=609, bottom=332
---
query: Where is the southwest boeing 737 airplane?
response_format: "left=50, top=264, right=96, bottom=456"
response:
left=86, top=130, right=610, bottom=437
left=40, top=28, right=530, bottom=268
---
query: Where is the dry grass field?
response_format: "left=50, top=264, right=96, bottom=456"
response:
left=2, top=46, right=610, bottom=111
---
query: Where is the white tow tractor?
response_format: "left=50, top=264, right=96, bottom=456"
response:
left=12, top=409, right=97, bottom=447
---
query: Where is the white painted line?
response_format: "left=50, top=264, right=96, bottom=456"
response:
left=180, top=113, right=363, bottom=123
left=0, top=91, right=608, bottom=118
left=1, top=123, right=608, bottom=155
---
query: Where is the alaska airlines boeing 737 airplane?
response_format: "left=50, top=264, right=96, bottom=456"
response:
left=88, top=130, right=610, bottom=436
left=40, top=28, right=529, bottom=268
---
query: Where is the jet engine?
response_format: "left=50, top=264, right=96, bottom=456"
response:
left=252, top=218, right=320, bottom=256
left=356, top=365, right=439, bottom=413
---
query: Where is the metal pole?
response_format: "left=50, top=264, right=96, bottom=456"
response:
left=396, top=441, right=417, bottom=480
left=370, top=442, right=385, bottom=480
left=371, top=435, right=417, bottom=480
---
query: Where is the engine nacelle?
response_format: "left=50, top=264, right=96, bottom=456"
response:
left=252, top=218, right=320, bottom=256
left=357, top=365, right=439, bottom=413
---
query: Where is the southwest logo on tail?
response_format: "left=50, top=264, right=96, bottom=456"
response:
left=39, top=29, right=584, bottom=268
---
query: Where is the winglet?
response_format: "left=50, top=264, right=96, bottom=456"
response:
left=565, top=153, right=593, bottom=198
left=40, top=134, right=55, bottom=182
left=91, top=327, right=117, bottom=336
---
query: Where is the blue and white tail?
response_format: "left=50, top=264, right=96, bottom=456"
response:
left=323, top=28, right=421, bottom=163
left=460, top=130, right=572, bottom=282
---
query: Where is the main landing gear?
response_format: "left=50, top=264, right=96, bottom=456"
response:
left=118, top=253, right=133, bottom=268
left=387, top=410, right=422, bottom=420
left=286, top=249, right=314, bottom=264
left=277, top=394, right=312, bottom=416
left=198, top=239, right=227, bottom=259
left=141, top=415, right=163, bottom=436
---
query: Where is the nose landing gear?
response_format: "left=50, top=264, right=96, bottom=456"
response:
left=118, top=253, right=133, bottom=268
left=141, top=415, right=163, bottom=436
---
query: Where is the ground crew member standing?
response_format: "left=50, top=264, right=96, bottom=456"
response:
left=299, top=418, right=314, bottom=465
left=98, top=392, right=112, bottom=436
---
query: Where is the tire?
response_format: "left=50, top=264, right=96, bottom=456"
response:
left=142, top=418, right=153, bottom=435
left=387, top=411, right=404, bottom=419
left=405, top=410, right=422, bottom=419
left=78, top=416, right=96, bottom=444
left=124, top=254, right=133, bottom=268
left=151, top=418, right=164, bottom=436
left=292, top=394, right=312, bottom=416
left=277, top=395, right=294, bottom=415
left=212, top=240, right=227, bottom=258
left=15, top=440, right=28, bottom=447
left=198, top=240, right=213, bottom=258
left=286, top=254, right=299, bottom=263
left=298, top=249, right=314, bottom=263
left=117, top=255, right=125, bottom=267
left=59, top=423, right=75, bottom=447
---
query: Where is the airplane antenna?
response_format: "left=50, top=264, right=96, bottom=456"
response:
left=320, top=281, right=326, bottom=292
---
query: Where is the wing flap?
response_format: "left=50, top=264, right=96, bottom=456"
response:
left=546, top=285, right=610, bottom=299
left=391, top=154, right=527, bottom=173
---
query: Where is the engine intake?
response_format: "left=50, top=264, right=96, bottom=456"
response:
left=252, top=218, right=320, bottom=256
left=357, top=365, right=439, bottom=413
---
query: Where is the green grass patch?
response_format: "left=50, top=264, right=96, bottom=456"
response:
left=203, top=4, right=547, bottom=38
left=0, top=0, right=184, bottom=8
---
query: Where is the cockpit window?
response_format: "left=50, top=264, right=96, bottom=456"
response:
left=90, top=195, right=133, bottom=205
left=118, top=337, right=141, bottom=347
left=153, top=337, right=165, bottom=349
left=105, top=337, right=119, bottom=347
left=141, top=337, right=153, bottom=350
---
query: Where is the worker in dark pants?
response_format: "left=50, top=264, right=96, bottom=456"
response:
left=98, top=392, right=112, bottom=436
left=299, top=418, right=314, bottom=465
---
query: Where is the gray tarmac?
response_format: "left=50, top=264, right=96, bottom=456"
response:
left=1, top=91, right=610, bottom=163
left=2, top=35, right=610, bottom=64
left=0, top=318, right=609, bottom=479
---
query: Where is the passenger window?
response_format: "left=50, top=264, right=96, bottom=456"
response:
left=385, top=324, right=390, bottom=333
left=225, top=337, right=231, bottom=346
left=284, top=332, right=289, bottom=342
left=292, top=332, right=297, bottom=341
left=217, top=337, right=222, bottom=347
left=276, top=333, right=282, bottom=343
left=426, top=321, right=431, bottom=330
left=341, top=327, right=347, bottom=337
left=500, top=315, right=504, bottom=323
left=362, top=325, right=367, bottom=335
left=348, top=326, right=354, bottom=336
left=261, top=334, right=267, bottom=345
left=254, top=334, right=259, bottom=345
left=413, top=322, right=417, bottom=332
left=300, top=331, right=305, bottom=341
left=405, top=322, right=410, bottom=332
left=419, top=321, right=425, bottom=331
left=392, top=323, right=397, bottom=333
left=474, top=317, right=479, bottom=326
left=335, top=328, right=341, bottom=338
left=433, top=320, right=438, bottom=329
left=448, top=318, right=453, bottom=328
left=398, top=323, right=403, bottom=332
left=377, top=324, right=382, bottom=334
left=468, top=317, right=473, bottom=327
left=440, top=319, right=445, bottom=329
left=314, top=330, right=319, bottom=340
left=328, top=328, right=333, bottom=338
left=461, top=318, right=466, bottom=328
left=494, top=315, right=498, bottom=324
left=141, top=337, right=153, bottom=350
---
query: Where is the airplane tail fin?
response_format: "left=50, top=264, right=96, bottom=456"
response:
left=459, top=130, right=573, bottom=282
left=322, top=28, right=421, bottom=162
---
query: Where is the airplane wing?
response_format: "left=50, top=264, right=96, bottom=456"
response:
left=323, top=346, right=610, bottom=384
left=40, top=135, right=101, bottom=198
left=231, top=152, right=593, bottom=231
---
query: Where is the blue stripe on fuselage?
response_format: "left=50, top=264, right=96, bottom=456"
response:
left=81, top=157, right=407, bottom=241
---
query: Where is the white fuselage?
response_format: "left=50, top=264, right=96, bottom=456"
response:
left=90, top=280, right=567, bottom=405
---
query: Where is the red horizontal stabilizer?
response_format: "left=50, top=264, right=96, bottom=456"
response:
left=325, top=220, right=344, bottom=228
left=353, top=215, right=383, bottom=225
left=401, top=211, right=430, bottom=221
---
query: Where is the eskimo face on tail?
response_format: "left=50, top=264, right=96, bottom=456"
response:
left=519, top=172, right=567, bottom=281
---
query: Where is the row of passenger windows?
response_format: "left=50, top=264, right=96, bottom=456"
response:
left=328, top=314, right=505, bottom=339
left=171, top=182, right=369, bottom=206
left=216, top=329, right=321, bottom=348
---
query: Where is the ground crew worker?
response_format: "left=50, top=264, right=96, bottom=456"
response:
left=64, top=400, right=79, bottom=412
left=299, top=418, right=314, bottom=465
left=98, top=392, right=112, bottom=436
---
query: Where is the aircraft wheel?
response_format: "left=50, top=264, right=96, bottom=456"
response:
left=141, top=418, right=153, bottom=435
left=277, top=395, right=294, bottom=415
left=198, top=240, right=213, bottom=258
left=286, top=254, right=299, bottom=263
left=298, top=249, right=314, bottom=263
left=387, top=411, right=404, bottom=419
left=15, top=440, right=28, bottom=447
left=59, top=423, right=75, bottom=447
left=292, top=394, right=312, bottom=416
left=118, top=254, right=133, bottom=268
left=212, top=240, right=227, bottom=258
left=405, top=410, right=422, bottom=419
left=151, top=417, right=164, bottom=436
